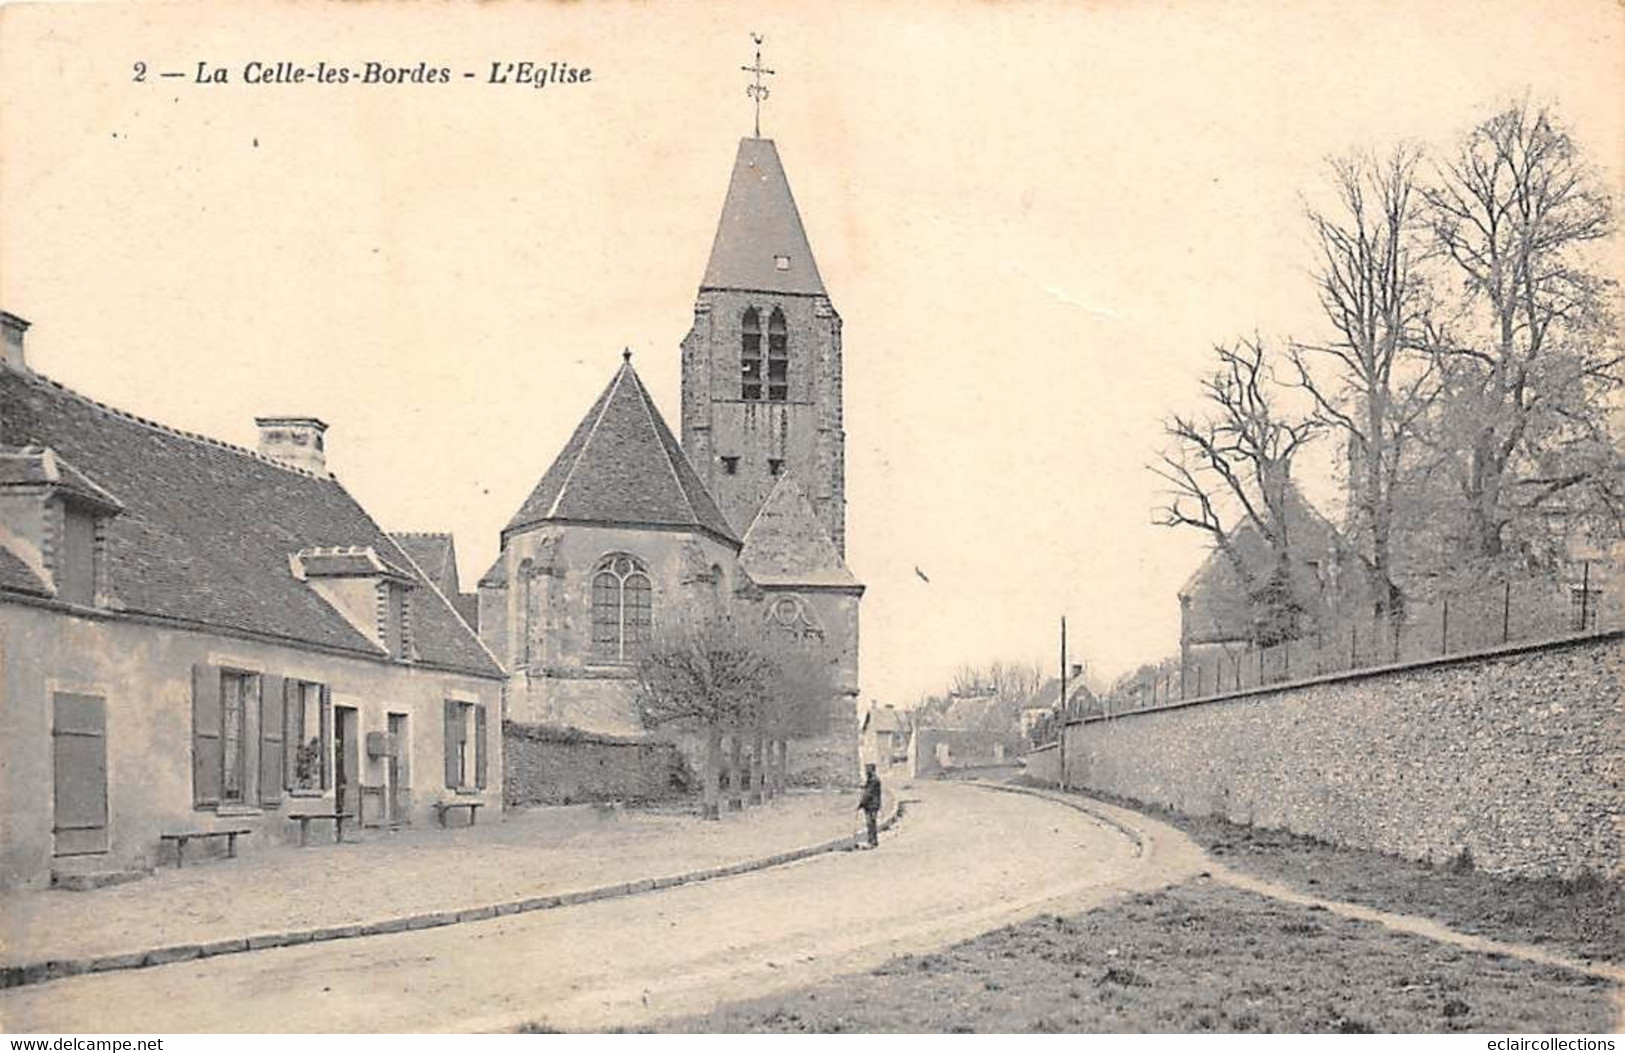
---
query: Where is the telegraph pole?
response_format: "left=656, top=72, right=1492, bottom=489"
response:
left=1058, top=615, right=1068, bottom=789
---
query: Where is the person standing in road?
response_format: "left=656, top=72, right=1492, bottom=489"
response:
left=857, top=763, right=883, bottom=848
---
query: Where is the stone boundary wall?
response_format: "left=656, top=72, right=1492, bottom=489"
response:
left=1031, top=632, right=1623, bottom=879
left=503, top=722, right=692, bottom=806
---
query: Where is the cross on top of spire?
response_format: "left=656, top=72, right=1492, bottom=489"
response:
left=742, top=32, right=775, bottom=139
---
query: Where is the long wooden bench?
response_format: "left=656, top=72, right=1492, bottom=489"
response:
left=159, top=828, right=251, bottom=868
left=287, top=811, right=349, bottom=847
left=433, top=800, right=484, bottom=828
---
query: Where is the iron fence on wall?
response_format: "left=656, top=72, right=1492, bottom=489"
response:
left=1096, top=562, right=1617, bottom=719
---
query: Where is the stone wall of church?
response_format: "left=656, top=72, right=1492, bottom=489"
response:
left=1034, top=632, right=1624, bottom=879
left=492, top=522, right=740, bottom=735
left=681, top=290, right=845, bottom=549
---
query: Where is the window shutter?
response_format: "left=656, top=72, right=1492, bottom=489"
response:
left=283, top=680, right=301, bottom=790
left=319, top=685, right=333, bottom=790
left=474, top=704, right=488, bottom=790
left=444, top=700, right=459, bottom=788
left=259, top=674, right=284, bottom=805
left=191, top=663, right=221, bottom=807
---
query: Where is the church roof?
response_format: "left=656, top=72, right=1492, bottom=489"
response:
left=738, top=473, right=860, bottom=590
left=503, top=359, right=739, bottom=545
left=0, top=368, right=501, bottom=678
left=701, top=138, right=827, bottom=297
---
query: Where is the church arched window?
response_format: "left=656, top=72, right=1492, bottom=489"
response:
left=767, top=308, right=788, bottom=402
left=741, top=308, right=763, bottom=401
left=592, top=553, right=653, bottom=662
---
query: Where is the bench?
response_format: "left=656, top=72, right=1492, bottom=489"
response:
left=287, top=811, right=350, bottom=847
left=433, top=800, right=484, bottom=828
left=159, top=828, right=251, bottom=868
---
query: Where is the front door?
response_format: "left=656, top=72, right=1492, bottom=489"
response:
left=53, top=693, right=108, bottom=856
left=386, top=712, right=409, bottom=825
left=334, top=706, right=360, bottom=818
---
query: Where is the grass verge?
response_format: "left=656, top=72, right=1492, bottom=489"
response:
left=1043, top=782, right=1624, bottom=965
left=655, top=880, right=1615, bottom=1033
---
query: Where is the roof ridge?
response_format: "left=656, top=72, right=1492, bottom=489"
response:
left=546, top=362, right=627, bottom=519
left=390, top=530, right=453, bottom=539
left=9, top=369, right=332, bottom=481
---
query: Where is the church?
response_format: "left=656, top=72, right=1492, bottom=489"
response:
left=477, top=132, right=864, bottom=783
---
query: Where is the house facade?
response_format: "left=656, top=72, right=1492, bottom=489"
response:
left=0, top=314, right=504, bottom=891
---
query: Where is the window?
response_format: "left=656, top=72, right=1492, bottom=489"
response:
left=382, top=583, right=409, bottom=658
left=767, top=308, right=788, bottom=402
left=741, top=308, right=762, bottom=401
left=768, top=458, right=785, bottom=477
left=721, top=455, right=740, bottom=475
left=220, top=672, right=254, bottom=803
left=284, top=679, right=331, bottom=791
left=592, top=553, right=653, bottom=662
left=774, top=255, right=790, bottom=271
left=57, top=507, right=97, bottom=606
left=443, top=700, right=487, bottom=791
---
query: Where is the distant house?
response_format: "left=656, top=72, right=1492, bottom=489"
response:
left=860, top=704, right=910, bottom=769
left=1178, top=484, right=1358, bottom=662
left=0, top=313, right=504, bottom=891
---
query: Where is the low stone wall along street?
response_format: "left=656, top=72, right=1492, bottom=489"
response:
left=1030, top=632, right=1623, bottom=879
left=503, top=722, right=693, bottom=806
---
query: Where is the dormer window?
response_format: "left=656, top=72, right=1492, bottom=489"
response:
left=57, top=506, right=97, bottom=606
left=0, top=446, right=123, bottom=608
left=768, top=458, right=785, bottom=477
left=721, top=455, right=740, bottom=475
left=774, top=255, right=790, bottom=271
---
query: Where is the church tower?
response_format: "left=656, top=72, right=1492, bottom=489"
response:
left=680, top=137, right=847, bottom=556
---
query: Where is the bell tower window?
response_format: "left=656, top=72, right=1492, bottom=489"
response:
left=741, top=308, right=763, bottom=401
left=767, top=308, right=788, bottom=402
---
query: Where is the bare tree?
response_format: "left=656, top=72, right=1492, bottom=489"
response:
left=1153, top=337, right=1321, bottom=644
left=1416, top=101, right=1622, bottom=574
left=633, top=615, right=839, bottom=817
left=1289, top=148, right=1440, bottom=621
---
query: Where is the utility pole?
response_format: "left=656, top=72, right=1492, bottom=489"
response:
left=1058, top=615, right=1068, bottom=789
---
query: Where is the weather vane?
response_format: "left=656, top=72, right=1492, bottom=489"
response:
left=742, top=33, right=775, bottom=139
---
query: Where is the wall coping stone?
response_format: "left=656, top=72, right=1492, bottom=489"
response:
left=1067, top=629, right=1622, bottom=730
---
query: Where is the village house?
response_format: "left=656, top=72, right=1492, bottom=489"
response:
left=859, top=704, right=911, bottom=770
left=0, top=312, right=504, bottom=892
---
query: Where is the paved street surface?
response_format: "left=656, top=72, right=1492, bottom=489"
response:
left=0, top=781, right=1175, bottom=1032
left=2, top=790, right=867, bottom=969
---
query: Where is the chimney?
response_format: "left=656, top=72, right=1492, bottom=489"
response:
left=255, top=416, right=329, bottom=475
left=2, top=312, right=30, bottom=372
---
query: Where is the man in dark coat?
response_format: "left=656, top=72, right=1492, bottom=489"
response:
left=857, top=764, right=882, bottom=848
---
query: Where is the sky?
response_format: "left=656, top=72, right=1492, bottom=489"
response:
left=1, top=0, right=1621, bottom=704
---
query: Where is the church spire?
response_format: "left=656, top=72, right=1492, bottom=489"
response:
left=700, top=138, right=826, bottom=297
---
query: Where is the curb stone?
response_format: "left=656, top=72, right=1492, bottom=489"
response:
left=0, top=796, right=906, bottom=993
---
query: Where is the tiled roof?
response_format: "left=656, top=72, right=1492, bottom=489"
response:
left=0, top=545, right=47, bottom=596
left=449, top=592, right=479, bottom=631
left=389, top=532, right=458, bottom=593
left=295, top=546, right=414, bottom=580
left=0, top=369, right=500, bottom=677
left=503, top=359, right=738, bottom=545
left=701, top=138, right=827, bottom=297
left=739, top=474, right=859, bottom=590
left=477, top=553, right=506, bottom=589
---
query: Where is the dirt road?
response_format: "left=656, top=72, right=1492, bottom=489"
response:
left=0, top=781, right=1184, bottom=1033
